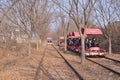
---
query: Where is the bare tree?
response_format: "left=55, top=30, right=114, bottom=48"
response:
left=33, top=0, right=53, bottom=50
left=110, top=0, right=120, bottom=21
left=58, top=9, right=70, bottom=51
left=0, top=0, right=20, bottom=24
left=53, top=0, right=97, bottom=63
left=93, top=0, right=118, bottom=54
left=1, top=0, right=53, bottom=55
left=0, top=0, right=21, bottom=48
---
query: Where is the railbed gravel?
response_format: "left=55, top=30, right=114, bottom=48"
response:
left=57, top=46, right=120, bottom=80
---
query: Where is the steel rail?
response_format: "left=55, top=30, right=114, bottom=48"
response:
left=104, top=56, right=120, bottom=63
left=87, top=58, right=120, bottom=76
left=34, top=45, right=55, bottom=80
left=52, top=44, right=84, bottom=80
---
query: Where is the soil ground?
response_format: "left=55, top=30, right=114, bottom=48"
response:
left=0, top=43, right=120, bottom=80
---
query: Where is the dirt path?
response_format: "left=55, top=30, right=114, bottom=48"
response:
left=0, top=43, right=47, bottom=80
left=0, top=43, right=120, bottom=80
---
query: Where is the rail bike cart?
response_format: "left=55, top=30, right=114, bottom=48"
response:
left=67, top=28, right=107, bottom=56
left=47, top=37, right=52, bottom=44
left=58, top=36, right=64, bottom=47
left=67, top=32, right=80, bottom=52
left=85, top=28, right=107, bottom=56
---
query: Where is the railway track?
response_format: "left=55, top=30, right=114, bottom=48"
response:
left=35, top=43, right=120, bottom=80
left=52, top=44, right=84, bottom=80
left=87, top=57, right=120, bottom=76
left=34, top=44, right=82, bottom=80
left=53, top=44, right=120, bottom=79
left=52, top=44, right=119, bottom=80
left=104, top=56, right=120, bottom=63
left=34, top=45, right=55, bottom=80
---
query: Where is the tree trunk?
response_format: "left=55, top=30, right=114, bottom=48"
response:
left=108, top=37, right=112, bottom=54
left=28, top=33, right=32, bottom=56
left=28, top=39, right=31, bottom=56
left=36, top=39, right=39, bottom=50
left=64, top=35, right=67, bottom=51
left=81, top=34, right=86, bottom=63
left=36, top=37, right=40, bottom=50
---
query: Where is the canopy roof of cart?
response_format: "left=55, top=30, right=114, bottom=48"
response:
left=85, top=28, right=103, bottom=34
left=47, top=37, right=52, bottom=40
left=59, top=36, right=64, bottom=39
left=67, top=28, right=103, bottom=38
